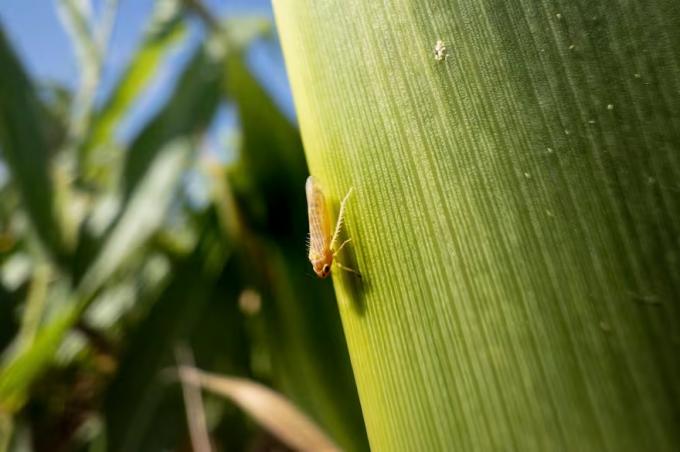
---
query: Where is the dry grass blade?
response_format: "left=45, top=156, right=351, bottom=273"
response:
left=175, top=346, right=211, bottom=452
left=177, top=366, right=340, bottom=452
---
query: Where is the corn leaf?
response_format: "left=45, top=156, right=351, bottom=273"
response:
left=0, top=27, right=66, bottom=261
left=0, top=295, right=83, bottom=412
left=0, top=137, right=190, bottom=413
left=224, top=54, right=368, bottom=450
left=79, top=137, right=191, bottom=296
left=121, top=42, right=221, bottom=198
left=274, top=1, right=680, bottom=450
left=81, top=0, right=186, bottom=184
left=103, top=215, right=233, bottom=452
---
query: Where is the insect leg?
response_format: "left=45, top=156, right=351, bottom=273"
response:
left=333, top=238, right=352, bottom=255
left=334, top=261, right=361, bottom=278
left=330, top=187, right=353, bottom=251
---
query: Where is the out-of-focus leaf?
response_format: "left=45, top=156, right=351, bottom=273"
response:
left=79, top=137, right=191, bottom=296
left=14, top=264, right=50, bottom=352
left=121, top=41, right=223, bottom=198
left=0, top=27, right=66, bottom=261
left=225, top=54, right=307, bottom=239
left=81, top=0, right=186, bottom=185
left=0, top=295, right=83, bottom=412
left=223, top=51, right=368, bottom=450
left=0, top=412, right=11, bottom=452
left=37, top=82, right=71, bottom=151
left=179, top=366, right=340, bottom=452
left=222, top=16, right=272, bottom=48
left=56, top=0, right=98, bottom=71
left=70, top=31, right=214, bottom=285
left=57, top=0, right=121, bottom=134
left=0, top=136, right=190, bottom=414
left=120, top=14, right=273, bottom=199
left=104, top=214, right=230, bottom=452
left=56, top=0, right=103, bottom=165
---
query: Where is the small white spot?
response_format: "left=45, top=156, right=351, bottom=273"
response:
left=433, top=39, right=448, bottom=61
left=524, top=172, right=531, bottom=179
left=556, top=13, right=563, bottom=19
left=607, top=104, right=614, bottom=110
left=564, top=129, right=571, bottom=135
left=588, top=119, right=596, bottom=124
left=634, top=73, right=641, bottom=79
left=568, top=44, right=575, bottom=50
left=546, top=209, right=554, bottom=217
left=547, top=147, right=554, bottom=154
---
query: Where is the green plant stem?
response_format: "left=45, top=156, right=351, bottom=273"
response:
left=15, top=264, right=50, bottom=351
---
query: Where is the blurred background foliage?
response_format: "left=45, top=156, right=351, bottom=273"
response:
left=0, top=0, right=367, bottom=450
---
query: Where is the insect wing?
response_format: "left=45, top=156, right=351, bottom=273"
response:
left=306, top=176, right=332, bottom=260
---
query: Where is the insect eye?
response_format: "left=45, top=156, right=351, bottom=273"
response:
left=323, top=265, right=330, bottom=274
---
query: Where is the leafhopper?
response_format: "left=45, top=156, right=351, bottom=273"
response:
left=305, top=176, right=360, bottom=278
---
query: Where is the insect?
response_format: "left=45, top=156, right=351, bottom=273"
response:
left=433, top=39, right=447, bottom=61
left=306, top=176, right=360, bottom=278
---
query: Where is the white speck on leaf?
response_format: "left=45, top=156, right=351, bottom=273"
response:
left=607, top=104, right=614, bottom=110
left=433, top=39, right=447, bottom=61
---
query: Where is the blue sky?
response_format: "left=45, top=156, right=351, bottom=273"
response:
left=0, top=0, right=295, bottom=147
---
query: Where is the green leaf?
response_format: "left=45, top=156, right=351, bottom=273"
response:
left=0, top=412, right=11, bottom=452
left=121, top=40, right=223, bottom=198
left=104, top=215, right=231, bottom=452
left=222, top=16, right=272, bottom=48
left=79, top=137, right=191, bottom=297
left=56, top=0, right=98, bottom=70
left=81, top=0, right=186, bottom=184
left=0, top=137, right=191, bottom=414
left=73, top=28, right=228, bottom=281
left=225, top=54, right=308, bottom=238
left=13, top=264, right=50, bottom=353
left=223, top=53, right=368, bottom=450
left=255, top=247, right=369, bottom=451
left=274, top=0, right=680, bottom=450
left=0, top=295, right=83, bottom=412
left=0, top=27, right=66, bottom=261
left=56, top=0, right=105, bottom=164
